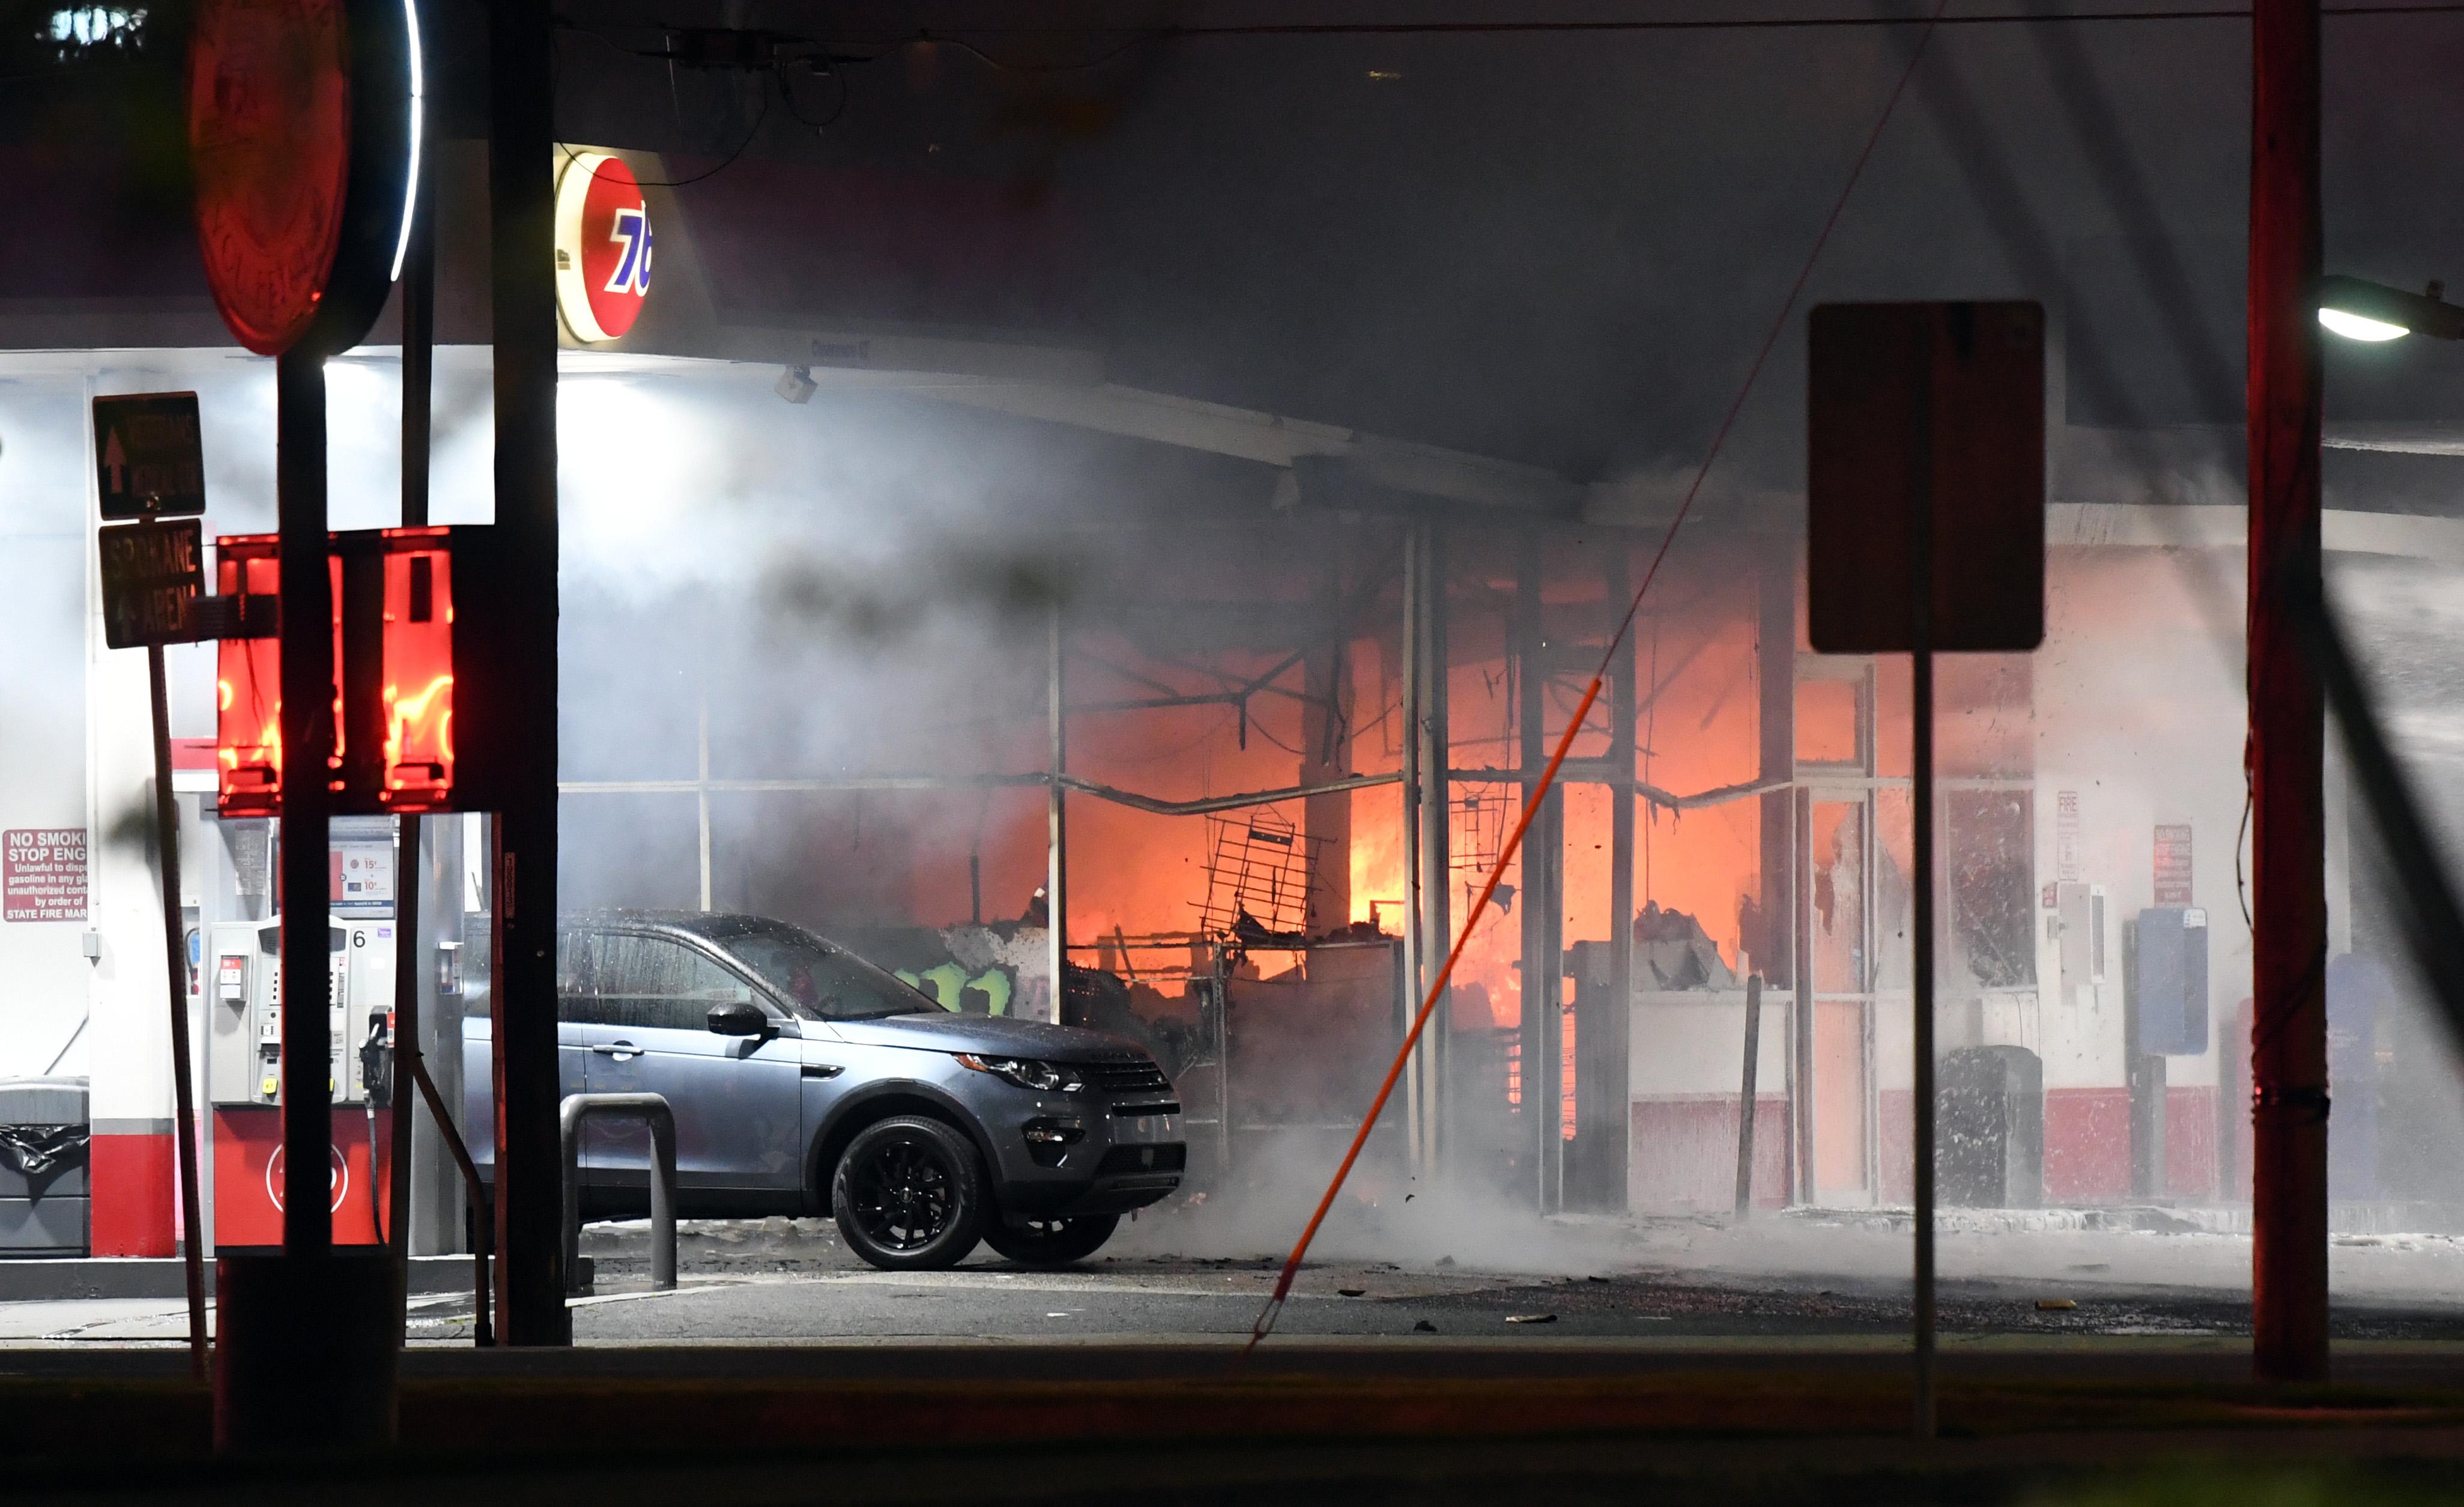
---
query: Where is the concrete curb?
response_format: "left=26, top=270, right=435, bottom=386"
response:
left=0, top=1254, right=479, bottom=1302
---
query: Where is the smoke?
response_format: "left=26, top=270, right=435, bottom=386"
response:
left=1109, top=1134, right=1645, bottom=1276
left=23, top=2, right=2464, bottom=1296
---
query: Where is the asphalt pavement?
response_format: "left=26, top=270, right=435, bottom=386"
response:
left=12, top=1210, right=2464, bottom=1365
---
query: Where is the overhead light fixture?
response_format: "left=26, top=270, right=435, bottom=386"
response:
left=2318, top=274, right=2464, bottom=342
left=775, top=365, right=817, bottom=404
left=2319, top=307, right=2408, bottom=342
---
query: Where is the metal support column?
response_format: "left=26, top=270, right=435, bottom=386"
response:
left=1047, top=605, right=1068, bottom=1024
left=1515, top=538, right=1564, bottom=1211
left=488, top=0, right=569, bottom=1344
left=1792, top=786, right=1815, bottom=1204
left=696, top=688, right=712, bottom=912
left=1400, top=528, right=1427, bottom=1172
left=1757, top=550, right=1803, bottom=1204
left=1412, top=526, right=1452, bottom=1176
left=1301, top=544, right=1352, bottom=933
left=1400, top=524, right=1452, bottom=1178
left=1603, top=558, right=1636, bottom=1211
left=390, top=123, right=435, bottom=1314
left=408, top=815, right=464, bottom=1255
left=2248, top=0, right=2329, bottom=1385
left=276, top=348, right=333, bottom=1259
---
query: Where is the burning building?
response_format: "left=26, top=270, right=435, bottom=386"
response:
left=6, top=10, right=2464, bottom=1270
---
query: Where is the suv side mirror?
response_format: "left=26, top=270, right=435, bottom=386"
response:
left=707, top=1000, right=770, bottom=1037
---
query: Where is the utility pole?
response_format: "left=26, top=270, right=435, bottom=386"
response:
left=2247, top=0, right=2330, bottom=1384
left=489, top=0, right=569, bottom=1343
left=276, top=350, right=333, bottom=1263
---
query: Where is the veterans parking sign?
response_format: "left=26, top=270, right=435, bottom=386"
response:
left=553, top=150, right=652, bottom=342
left=92, top=392, right=206, bottom=520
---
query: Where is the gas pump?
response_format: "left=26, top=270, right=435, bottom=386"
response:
left=202, top=837, right=397, bottom=1248
left=205, top=919, right=393, bottom=1108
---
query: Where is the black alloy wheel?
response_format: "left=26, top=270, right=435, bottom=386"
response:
left=831, top=1116, right=987, bottom=1270
left=982, top=1213, right=1119, bottom=1267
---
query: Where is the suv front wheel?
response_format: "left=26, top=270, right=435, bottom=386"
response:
left=831, top=1117, right=987, bottom=1270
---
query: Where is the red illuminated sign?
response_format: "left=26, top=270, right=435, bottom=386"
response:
left=214, top=526, right=501, bottom=817
left=187, top=0, right=353, bottom=356
left=349, top=527, right=459, bottom=811
left=554, top=151, right=652, bottom=343
left=212, top=535, right=339, bottom=816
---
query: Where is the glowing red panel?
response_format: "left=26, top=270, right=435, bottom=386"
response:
left=376, top=529, right=456, bottom=811
left=213, top=535, right=342, bottom=817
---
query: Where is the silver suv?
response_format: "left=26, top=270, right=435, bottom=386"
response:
left=463, top=911, right=1185, bottom=1269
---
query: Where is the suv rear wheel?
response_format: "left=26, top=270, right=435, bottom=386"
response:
left=982, top=1213, right=1119, bottom=1267
left=831, top=1117, right=987, bottom=1270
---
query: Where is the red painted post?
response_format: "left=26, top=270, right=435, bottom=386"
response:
left=2247, top=0, right=2330, bottom=1385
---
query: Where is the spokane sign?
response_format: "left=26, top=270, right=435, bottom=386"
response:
left=554, top=150, right=652, bottom=342
left=98, top=518, right=206, bottom=649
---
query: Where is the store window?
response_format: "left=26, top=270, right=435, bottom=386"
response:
left=1948, top=788, right=2036, bottom=989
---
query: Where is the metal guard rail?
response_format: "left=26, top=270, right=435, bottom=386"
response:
left=558, top=1092, right=677, bottom=1295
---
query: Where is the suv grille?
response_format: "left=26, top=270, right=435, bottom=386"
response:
left=1098, top=1144, right=1187, bottom=1176
left=1081, top=1056, right=1172, bottom=1095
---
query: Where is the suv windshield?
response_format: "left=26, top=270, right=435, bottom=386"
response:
left=704, top=919, right=944, bottom=1022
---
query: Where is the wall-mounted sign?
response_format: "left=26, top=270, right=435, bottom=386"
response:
left=331, top=841, right=395, bottom=908
left=4, top=829, right=88, bottom=923
left=98, top=520, right=205, bottom=649
left=554, top=150, right=653, bottom=343
left=189, top=0, right=417, bottom=357
left=2154, top=823, right=2194, bottom=907
left=187, top=0, right=351, bottom=355
left=92, top=393, right=206, bottom=520
left=2055, top=789, right=2082, bottom=884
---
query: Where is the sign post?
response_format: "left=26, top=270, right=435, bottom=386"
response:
left=1809, top=301, right=2045, bottom=1439
left=89, top=395, right=211, bottom=1383
left=190, top=0, right=420, bottom=1450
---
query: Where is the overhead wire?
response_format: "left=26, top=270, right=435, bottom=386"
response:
left=778, top=64, right=852, bottom=130
left=539, top=2, right=2464, bottom=191
left=550, top=6, right=2464, bottom=86
left=1241, top=0, right=1959, bottom=1358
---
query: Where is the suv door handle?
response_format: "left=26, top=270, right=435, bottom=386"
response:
left=592, top=1042, right=640, bottom=1059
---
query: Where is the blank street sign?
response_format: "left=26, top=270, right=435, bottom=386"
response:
left=1807, top=302, right=2044, bottom=654
left=92, top=391, right=207, bottom=520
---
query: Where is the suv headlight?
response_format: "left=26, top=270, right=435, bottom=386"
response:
left=954, top=1054, right=1085, bottom=1093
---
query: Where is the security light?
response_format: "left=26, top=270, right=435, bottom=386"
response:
left=2318, top=274, right=2464, bottom=342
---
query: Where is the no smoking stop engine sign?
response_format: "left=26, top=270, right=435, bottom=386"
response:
left=555, top=151, right=652, bottom=342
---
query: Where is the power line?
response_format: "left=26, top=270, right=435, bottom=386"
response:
left=559, top=6, right=2462, bottom=83
left=883, top=3, right=2459, bottom=41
